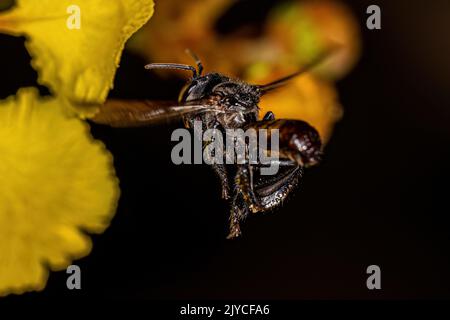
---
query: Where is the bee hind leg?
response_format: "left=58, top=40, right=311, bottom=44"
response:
left=235, top=165, right=265, bottom=213
left=254, top=163, right=303, bottom=211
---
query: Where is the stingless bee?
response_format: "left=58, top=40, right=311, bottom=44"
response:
left=92, top=51, right=327, bottom=238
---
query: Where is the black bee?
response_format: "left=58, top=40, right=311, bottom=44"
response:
left=92, top=51, right=325, bottom=238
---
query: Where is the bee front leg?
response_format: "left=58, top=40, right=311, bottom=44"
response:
left=211, top=164, right=231, bottom=200
left=227, top=193, right=248, bottom=239
left=202, top=132, right=231, bottom=200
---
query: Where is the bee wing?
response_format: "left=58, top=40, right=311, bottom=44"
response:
left=91, top=98, right=216, bottom=127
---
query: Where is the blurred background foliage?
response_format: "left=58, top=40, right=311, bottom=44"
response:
left=127, top=0, right=361, bottom=142
left=0, top=0, right=14, bottom=11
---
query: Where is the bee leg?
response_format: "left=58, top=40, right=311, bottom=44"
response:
left=262, top=111, right=275, bottom=121
left=254, top=163, right=303, bottom=211
left=227, top=207, right=243, bottom=239
left=211, top=164, right=231, bottom=200
left=202, top=132, right=231, bottom=200
left=227, top=193, right=248, bottom=239
left=235, top=165, right=264, bottom=213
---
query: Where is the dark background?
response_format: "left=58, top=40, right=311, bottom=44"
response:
left=1, top=0, right=450, bottom=300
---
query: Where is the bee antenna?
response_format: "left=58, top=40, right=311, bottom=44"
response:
left=185, top=49, right=204, bottom=76
left=144, top=63, right=198, bottom=78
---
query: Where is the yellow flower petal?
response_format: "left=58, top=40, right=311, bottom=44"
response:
left=0, top=0, right=154, bottom=115
left=0, top=88, right=119, bottom=296
left=258, top=74, right=343, bottom=144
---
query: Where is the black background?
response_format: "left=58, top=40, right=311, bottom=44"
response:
left=1, top=0, right=450, bottom=301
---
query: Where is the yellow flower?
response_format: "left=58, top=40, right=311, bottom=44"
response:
left=0, top=0, right=155, bottom=116
left=0, top=88, right=120, bottom=296
left=0, top=0, right=154, bottom=296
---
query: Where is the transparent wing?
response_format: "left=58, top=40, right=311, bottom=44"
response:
left=91, top=98, right=216, bottom=127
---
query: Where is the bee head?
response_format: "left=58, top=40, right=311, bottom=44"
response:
left=179, top=73, right=228, bottom=102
